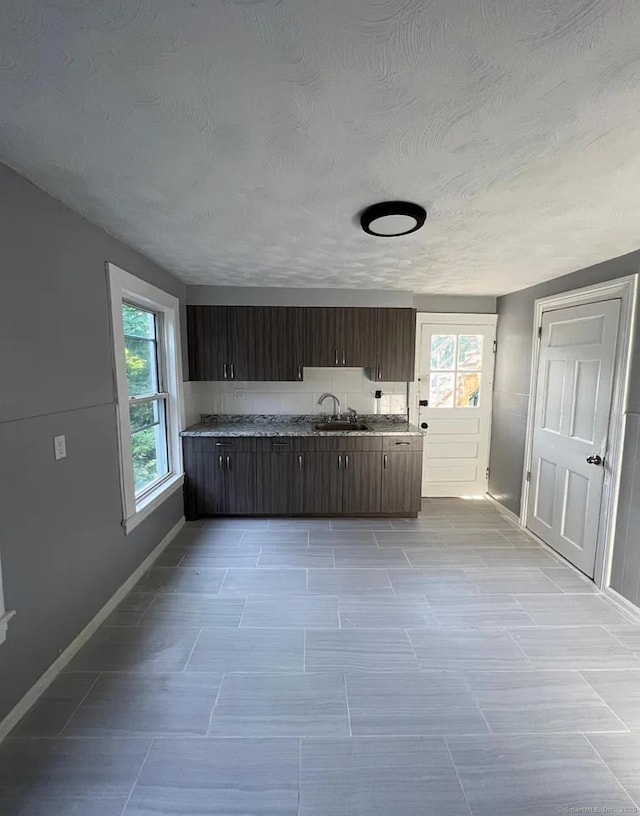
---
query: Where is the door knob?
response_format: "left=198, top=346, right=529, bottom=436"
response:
left=586, top=454, right=603, bottom=466
left=420, top=422, right=429, bottom=430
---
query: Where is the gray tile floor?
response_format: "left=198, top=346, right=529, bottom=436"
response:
left=3, top=498, right=640, bottom=815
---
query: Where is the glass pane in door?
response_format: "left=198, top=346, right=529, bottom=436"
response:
left=457, top=335, right=483, bottom=370
left=430, top=335, right=456, bottom=370
left=429, top=372, right=455, bottom=407
left=456, top=373, right=481, bottom=407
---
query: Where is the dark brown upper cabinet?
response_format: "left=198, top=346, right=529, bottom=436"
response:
left=248, top=306, right=304, bottom=382
left=187, top=305, right=230, bottom=382
left=187, top=304, right=415, bottom=383
left=370, top=308, right=416, bottom=382
left=303, top=307, right=377, bottom=368
left=303, top=307, right=341, bottom=368
left=187, top=305, right=303, bottom=382
left=342, top=308, right=378, bottom=368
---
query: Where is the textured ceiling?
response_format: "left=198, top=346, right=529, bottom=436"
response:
left=2, top=1, right=640, bottom=294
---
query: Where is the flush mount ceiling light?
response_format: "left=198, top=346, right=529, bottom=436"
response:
left=360, top=201, right=427, bottom=237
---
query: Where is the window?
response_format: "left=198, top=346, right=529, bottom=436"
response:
left=429, top=334, right=483, bottom=408
left=108, top=263, right=184, bottom=533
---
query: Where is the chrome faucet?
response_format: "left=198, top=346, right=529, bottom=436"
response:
left=346, top=407, right=359, bottom=424
left=317, top=392, right=341, bottom=418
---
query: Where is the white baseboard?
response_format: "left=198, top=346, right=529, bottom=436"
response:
left=604, top=586, right=640, bottom=624
left=487, top=496, right=640, bottom=611
left=484, top=493, right=523, bottom=527
left=0, top=516, right=185, bottom=744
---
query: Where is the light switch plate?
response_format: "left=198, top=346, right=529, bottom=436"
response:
left=54, top=434, right=67, bottom=460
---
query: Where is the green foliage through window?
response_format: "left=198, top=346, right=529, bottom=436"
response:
left=122, top=303, right=168, bottom=494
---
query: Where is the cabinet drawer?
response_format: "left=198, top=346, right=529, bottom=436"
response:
left=190, top=436, right=257, bottom=453
left=299, top=435, right=383, bottom=452
left=382, top=435, right=423, bottom=451
left=254, top=437, right=302, bottom=452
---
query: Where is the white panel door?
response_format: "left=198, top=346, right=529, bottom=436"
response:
left=415, top=317, right=497, bottom=497
left=527, top=299, right=620, bottom=577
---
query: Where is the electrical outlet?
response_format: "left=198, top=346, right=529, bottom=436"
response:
left=233, top=388, right=246, bottom=400
left=54, top=435, right=67, bottom=460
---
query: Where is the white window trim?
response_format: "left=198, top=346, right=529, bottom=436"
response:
left=107, top=263, right=185, bottom=534
left=0, top=552, right=15, bottom=645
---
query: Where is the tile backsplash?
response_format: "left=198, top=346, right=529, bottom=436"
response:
left=183, top=368, right=408, bottom=427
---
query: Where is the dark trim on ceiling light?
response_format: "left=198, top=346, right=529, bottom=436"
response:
left=359, top=201, right=427, bottom=237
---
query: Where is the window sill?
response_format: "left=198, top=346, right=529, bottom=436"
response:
left=0, top=610, right=16, bottom=645
left=124, top=473, right=184, bottom=535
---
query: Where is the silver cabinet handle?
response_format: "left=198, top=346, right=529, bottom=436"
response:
left=334, top=349, right=338, bottom=366
left=272, top=441, right=288, bottom=447
left=230, top=363, right=234, bottom=380
left=297, top=364, right=302, bottom=380
left=345, top=454, right=349, bottom=470
left=226, top=455, right=231, bottom=470
left=218, top=455, right=224, bottom=471
left=338, top=454, right=342, bottom=469
left=298, top=454, right=303, bottom=471
left=223, top=363, right=228, bottom=379
left=215, top=442, right=231, bottom=447
left=377, top=363, right=381, bottom=380
left=395, top=441, right=411, bottom=446
left=383, top=454, right=388, bottom=469
left=342, top=349, right=346, bottom=366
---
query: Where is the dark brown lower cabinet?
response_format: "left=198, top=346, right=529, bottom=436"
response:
left=381, top=451, right=422, bottom=515
left=301, top=452, right=343, bottom=514
left=342, top=452, right=382, bottom=514
left=183, top=442, right=258, bottom=519
left=183, top=448, right=226, bottom=519
left=255, top=452, right=303, bottom=515
left=183, top=434, right=423, bottom=517
left=224, top=453, right=259, bottom=515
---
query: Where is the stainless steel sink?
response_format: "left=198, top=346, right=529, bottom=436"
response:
left=314, top=422, right=371, bottom=431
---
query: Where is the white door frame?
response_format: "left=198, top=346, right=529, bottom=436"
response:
left=409, top=312, right=498, bottom=494
left=520, top=275, right=638, bottom=589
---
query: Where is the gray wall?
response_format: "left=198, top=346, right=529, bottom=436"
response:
left=187, top=285, right=415, bottom=307
left=488, top=249, right=640, bottom=606
left=0, top=164, right=187, bottom=725
left=413, top=294, right=496, bottom=313
left=187, top=285, right=496, bottom=313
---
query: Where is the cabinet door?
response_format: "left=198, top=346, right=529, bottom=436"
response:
left=372, top=308, right=416, bottom=382
left=302, top=452, right=343, bottom=514
left=255, top=451, right=303, bottom=514
left=381, top=451, right=422, bottom=514
left=226, top=307, right=253, bottom=381
left=341, top=308, right=377, bottom=368
left=183, top=439, right=201, bottom=520
left=342, top=452, right=383, bottom=515
left=303, top=308, right=342, bottom=367
left=187, top=306, right=230, bottom=381
left=248, top=307, right=304, bottom=382
left=224, top=452, right=259, bottom=515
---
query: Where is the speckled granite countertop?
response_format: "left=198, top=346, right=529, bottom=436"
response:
left=181, top=414, right=423, bottom=438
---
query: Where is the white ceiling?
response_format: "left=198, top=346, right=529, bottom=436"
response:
left=2, top=0, right=640, bottom=295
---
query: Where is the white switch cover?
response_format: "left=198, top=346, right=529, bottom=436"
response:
left=54, top=435, right=67, bottom=460
left=233, top=389, right=246, bottom=400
